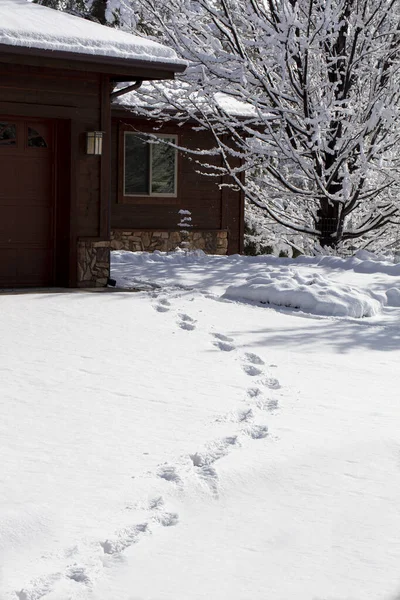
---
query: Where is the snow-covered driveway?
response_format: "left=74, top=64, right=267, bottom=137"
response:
left=1, top=252, right=400, bottom=600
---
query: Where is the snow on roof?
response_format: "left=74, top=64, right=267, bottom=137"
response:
left=114, top=81, right=258, bottom=119
left=0, top=0, right=186, bottom=67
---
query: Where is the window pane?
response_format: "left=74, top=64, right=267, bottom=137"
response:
left=151, top=138, right=176, bottom=194
left=28, top=127, right=47, bottom=148
left=0, top=122, right=16, bottom=146
left=124, top=134, right=149, bottom=195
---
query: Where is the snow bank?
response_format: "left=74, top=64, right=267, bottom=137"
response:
left=0, top=0, right=185, bottom=65
left=113, top=248, right=400, bottom=276
left=222, top=267, right=382, bottom=317
left=385, top=287, right=400, bottom=307
left=296, top=252, right=400, bottom=276
left=113, top=251, right=394, bottom=318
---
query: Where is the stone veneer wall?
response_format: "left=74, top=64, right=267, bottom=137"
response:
left=77, top=240, right=110, bottom=287
left=110, top=229, right=228, bottom=255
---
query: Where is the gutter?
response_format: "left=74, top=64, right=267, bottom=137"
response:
left=110, top=79, right=143, bottom=101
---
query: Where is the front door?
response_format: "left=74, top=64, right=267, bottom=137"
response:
left=0, top=118, right=55, bottom=287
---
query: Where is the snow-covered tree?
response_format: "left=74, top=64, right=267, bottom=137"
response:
left=33, top=0, right=109, bottom=23
left=120, top=0, right=400, bottom=249
left=38, top=0, right=400, bottom=249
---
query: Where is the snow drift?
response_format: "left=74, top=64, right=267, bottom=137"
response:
left=112, top=250, right=400, bottom=317
left=222, top=267, right=383, bottom=318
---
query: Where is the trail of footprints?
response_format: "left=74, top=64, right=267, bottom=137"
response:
left=153, top=296, right=197, bottom=331
left=18, top=299, right=281, bottom=600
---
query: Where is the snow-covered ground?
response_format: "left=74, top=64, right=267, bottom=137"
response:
left=1, top=251, right=400, bottom=600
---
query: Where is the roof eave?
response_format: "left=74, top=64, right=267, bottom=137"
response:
left=0, top=42, right=187, bottom=80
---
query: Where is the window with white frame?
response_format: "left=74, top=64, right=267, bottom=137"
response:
left=124, top=133, right=178, bottom=196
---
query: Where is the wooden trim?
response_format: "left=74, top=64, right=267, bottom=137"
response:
left=111, top=227, right=227, bottom=232
left=78, top=236, right=111, bottom=242
left=220, top=175, right=229, bottom=230
left=99, top=75, right=111, bottom=238
left=69, top=120, right=79, bottom=287
left=119, top=196, right=180, bottom=205
left=239, top=166, right=245, bottom=254
left=0, top=101, right=85, bottom=120
left=0, top=45, right=186, bottom=79
left=220, top=135, right=229, bottom=233
left=54, top=119, right=72, bottom=287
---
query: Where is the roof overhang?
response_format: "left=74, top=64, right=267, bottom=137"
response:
left=0, top=43, right=187, bottom=81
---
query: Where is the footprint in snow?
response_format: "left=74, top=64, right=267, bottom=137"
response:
left=247, top=387, right=263, bottom=398
left=244, top=352, right=265, bottom=366
left=189, top=436, right=239, bottom=496
left=66, top=565, right=92, bottom=585
left=261, top=376, right=281, bottom=390
left=190, top=435, right=238, bottom=468
left=154, top=511, right=179, bottom=527
left=177, top=313, right=196, bottom=331
left=266, top=398, right=279, bottom=411
left=157, top=464, right=181, bottom=484
left=213, top=332, right=234, bottom=342
left=101, top=522, right=149, bottom=555
left=242, top=364, right=263, bottom=377
left=148, top=495, right=165, bottom=510
left=237, top=407, right=254, bottom=422
left=154, top=298, right=171, bottom=313
left=213, top=340, right=235, bottom=352
left=211, top=332, right=236, bottom=352
left=148, top=495, right=179, bottom=527
left=243, top=423, right=269, bottom=440
left=16, top=573, right=62, bottom=600
left=246, top=387, right=279, bottom=411
left=196, top=464, right=219, bottom=496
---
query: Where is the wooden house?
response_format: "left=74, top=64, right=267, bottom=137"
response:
left=0, top=0, right=185, bottom=288
left=110, top=101, right=245, bottom=256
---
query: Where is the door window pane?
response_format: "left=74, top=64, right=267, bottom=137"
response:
left=28, top=127, right=47, bottom=148
left=151, top=138, right=176, bottom=194
left=0, top=122, right=16, bottom=146
left=124, top=134, right=149, bottom=195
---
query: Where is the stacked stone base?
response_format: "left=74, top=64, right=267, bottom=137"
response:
left=110, top=229, right=228, bottom=255
left=77, top=240, right=110, bottom=287
left=76, top=230, right=228, bottom=287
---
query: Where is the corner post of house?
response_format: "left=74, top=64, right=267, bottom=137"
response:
left=69, top=119, right=79, bottom=287
left=100, top=74, right=111, bottom=239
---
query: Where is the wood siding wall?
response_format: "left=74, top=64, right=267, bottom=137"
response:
left=0, top=62, right=105, bottom=236
left=0, top=61, right=109, bottom=284
left=111, top=116, right=244, bottom=254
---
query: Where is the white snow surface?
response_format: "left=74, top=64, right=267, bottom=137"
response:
left=2, top=250, right=400, bottom=600
left=0, top=0, right=185, bottom=64
left=115, top=81, right=258, bottom=117
left=113, top=249, right=400, bottom=315
left=223, top=268, right=383, bottom=317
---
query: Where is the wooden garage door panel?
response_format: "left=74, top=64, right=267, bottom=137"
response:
left=0, top=206, right=51, bottom=245
left=0, top=159, right=51, bottom=203
left=0, top=248, right=51, bottom=286
left=17, top=249, right=52, bottom=284
left=0, top=249, right=18, bottom=281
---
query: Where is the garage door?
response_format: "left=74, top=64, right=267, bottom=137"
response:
left=0, top=119, right=54, bottom=287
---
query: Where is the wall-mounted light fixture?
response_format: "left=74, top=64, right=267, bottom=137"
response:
left=86, top=131, right=104, bottom=155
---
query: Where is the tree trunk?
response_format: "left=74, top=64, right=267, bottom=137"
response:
left=316, top=200, right=342, bottom=248
left=90, top=0, right=107, bottom=24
